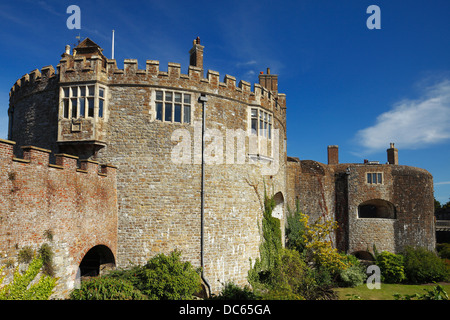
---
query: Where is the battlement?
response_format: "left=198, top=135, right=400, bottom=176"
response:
left=57, top=55, right=286, bottom=109
left=0, top=138, right=116, bottom=176
left=10, top=38, right=287, bottom=122
left=9, top=65, right=57, bottom=103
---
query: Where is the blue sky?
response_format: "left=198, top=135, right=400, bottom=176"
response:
left=0, top=0, right=449, bottom=203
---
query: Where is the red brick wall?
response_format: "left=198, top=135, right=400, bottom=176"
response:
left=0, top=139, right=117, bottom=298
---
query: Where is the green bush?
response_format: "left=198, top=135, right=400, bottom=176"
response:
left=375, top=251, right=406, bottom=283
left=338, top=264, right=367, bottom=287
left=0, top=256, right=56, bottom=300
left=133, top=250, right=202, bottom=300
left=212, top=282, right=256, bottom=300
left=70, top=277, right=146, bottom=300
left=436, top=243, right=450, bottom=259
left=286, top=203, right=306, bottom=253
left=402, top=246, right=449, bottom=284
left=337, top=254, right=367, bottom=287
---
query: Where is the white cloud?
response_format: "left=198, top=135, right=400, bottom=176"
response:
left=435, top=181, right=450, bottom=186
left=355, top=79, right=450, bottom=152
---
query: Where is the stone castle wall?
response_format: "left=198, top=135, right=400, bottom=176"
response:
left=7, top=39, right=288, bottom=294
left=286, top=147, right=436, bottom=256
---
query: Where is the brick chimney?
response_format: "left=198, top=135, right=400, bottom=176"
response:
left=387, top=142, right=398, bottom=165
left=258, top=68, right=278, bottom=93
left=189, top=37, right=204, bottom=73
left=327, top=145, right=339, bottom=165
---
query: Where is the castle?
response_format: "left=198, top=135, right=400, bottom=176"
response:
left=1, top=38, right=435, bottom=298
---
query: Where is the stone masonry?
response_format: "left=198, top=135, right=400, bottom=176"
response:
left=7, top=38, right=287, bottom=296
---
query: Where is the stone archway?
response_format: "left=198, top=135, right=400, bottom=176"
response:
left=272, top=192, right=284, bottom=220
left=79, top=245, right=116, bottom=277
left=358, top=199, right=396, bottom=219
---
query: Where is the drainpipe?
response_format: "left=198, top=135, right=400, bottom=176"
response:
left=198, top=93, right=211, bottom=297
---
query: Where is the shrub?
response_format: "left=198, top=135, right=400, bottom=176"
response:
left=38, top=243, right=54, bottom=276
left=286, top=202, right=306, bottom=253
left=375, top=251, right=406, bottom=283
left=17, top=246, right=34, bottom=264
left=0, top=256, right=56, bottom=300
left=338, top=264, right=367, bottom=287
left=134, top=250, right=202, bottom=300
left=402, top=246, right=449, bottom=284
left=299, top=212, right=349, bottom=274
left=70, top=277, right=146, bottom=300
left=436, top=243, right=450, bottom=259
left=212, top=282, right=256, bottom=300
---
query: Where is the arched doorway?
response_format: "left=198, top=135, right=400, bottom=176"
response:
left=79, top=245, right=115, bottom=277
left=352, top=250, right=375, bottom=261
left=272, top=192, right=284, bottom=220
left=358, top=199, right=396, bottom=219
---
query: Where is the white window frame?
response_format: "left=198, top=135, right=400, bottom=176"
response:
left=366, top=172, right=383, bottom=185
left=153, top=89, right=192, bottom=124
left=250, top=107, right=273, bottom=139
left=60, top=84, right=107, bottom=120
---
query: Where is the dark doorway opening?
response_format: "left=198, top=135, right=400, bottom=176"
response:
left=358, top=199, right=396, bottom=219
left=79, top=245, right=115, bottom=277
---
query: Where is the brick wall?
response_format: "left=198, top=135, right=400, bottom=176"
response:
left=0, top=139, right=118, bottom=298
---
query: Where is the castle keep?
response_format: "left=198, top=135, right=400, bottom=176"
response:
left=2, top=38, right=435, bottom=298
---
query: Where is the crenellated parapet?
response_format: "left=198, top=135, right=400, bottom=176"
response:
left=9, top=65, right=58, bottom=105
left=101, top=57, right=286, bottom=116
left=10, top=37, right=286, bottom=129
left=0, top=138, right=116, bottom=177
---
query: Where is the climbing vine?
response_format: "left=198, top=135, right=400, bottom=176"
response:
left=248, top=191, right=283, bottom=287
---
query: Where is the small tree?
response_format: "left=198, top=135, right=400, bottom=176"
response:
left=299, top=212, right=349, bottom=274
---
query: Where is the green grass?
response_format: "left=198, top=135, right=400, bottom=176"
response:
left=334, top=283, right=450, bottom=300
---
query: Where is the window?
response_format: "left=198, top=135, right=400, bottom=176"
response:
left=155, top=90, right=191, bottom=124
left=367, top=172, right=383, bottom=184
left=99, top=87, right=105, bottom=118
left=250, top=107, right=273, bottom=139
left=358, top=199, right=396, bottom=219
left=60, top=84, right=106, bottom=119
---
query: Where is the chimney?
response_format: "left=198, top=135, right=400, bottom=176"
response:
left=189, top=37, right=204, bottom=73
left=258, top=67, right=278, bottom=93
left=387, top=142, right=398, bottom=165
left=327, top=145, right=339, bottom=165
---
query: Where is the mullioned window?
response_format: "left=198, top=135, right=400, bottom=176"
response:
left=155, top=90, right=191, bottom=124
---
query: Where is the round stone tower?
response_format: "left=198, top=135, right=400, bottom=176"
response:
left=8, top=38, right=288, bottom=294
